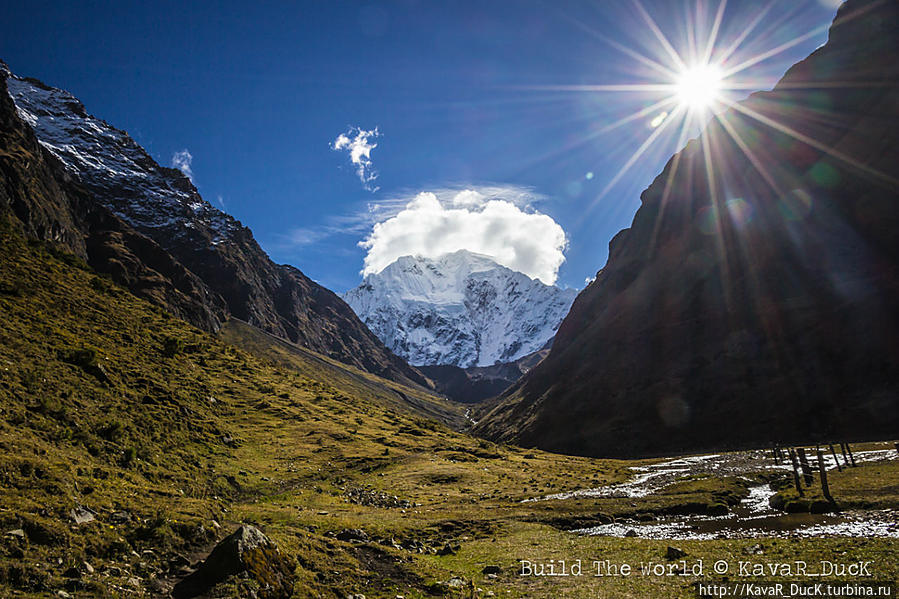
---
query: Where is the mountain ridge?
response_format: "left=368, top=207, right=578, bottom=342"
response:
left=2, top=63, right=428, bottom=388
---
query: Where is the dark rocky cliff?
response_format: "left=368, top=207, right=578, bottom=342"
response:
left=474, top=0, right=899, bottom=457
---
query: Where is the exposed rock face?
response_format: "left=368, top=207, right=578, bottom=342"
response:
left=0, top=68, right=227, bottom=331
left=2, top=63, right=427, bottom=386
left=475, top=0, right=899, bottom=457
left=344, top=250, right=576, bottom=367
left=172, top=525, right=295, bottom=599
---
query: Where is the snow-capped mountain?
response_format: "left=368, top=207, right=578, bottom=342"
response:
left=343, top=250, right=578, bottom=368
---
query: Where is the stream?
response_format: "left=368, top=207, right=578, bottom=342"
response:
left=530, top=447, right=899, bottom=540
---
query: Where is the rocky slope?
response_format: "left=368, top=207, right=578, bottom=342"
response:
left=343, top=250, right=577, bottom=368
left=2, top=62, right=426, bottom=387
left=0, top=63, right=227, bottom=330
left=474, top=0, right=899, bottom=457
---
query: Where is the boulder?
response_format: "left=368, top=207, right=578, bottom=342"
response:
left=172, top=525, right=295, bottom=599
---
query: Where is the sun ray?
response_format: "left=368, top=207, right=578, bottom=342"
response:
left=702, top=0, right=728, bottom=66
left=590, top=103, right=686, bottom=208
left=719, top=97, right=899, bottom=188
left=645, top=105, right=698, bottom=257
left=597, top=97, right=679, bottom=134
left=713, top=1, right=777, bottom=65
left=721, top=25, right=830, bottom=79
left=631, top=0, right=688, bottom=72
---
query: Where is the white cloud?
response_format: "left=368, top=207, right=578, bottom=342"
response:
left=360, top=187, right=568, bottom=284
left=332, top=126, right=380, bottom=191
left=172, top=149, right=193, bottom=180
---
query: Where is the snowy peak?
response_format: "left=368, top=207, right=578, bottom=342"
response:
left=344, top=251, right=577, bottom=368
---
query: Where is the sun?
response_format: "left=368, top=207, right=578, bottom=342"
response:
left=674, top=64, right=724, bottom=111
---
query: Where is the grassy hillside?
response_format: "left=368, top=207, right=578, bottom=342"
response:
left=2, top=217, right=898, bottom=598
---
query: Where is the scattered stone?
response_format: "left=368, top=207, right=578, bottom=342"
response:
left=82, top=561, right=94, bottom=574
left=744, top=544, right=764, bottom=555
left=69, top=506, right=96, bottom=525
left=666, top=546, right=686, bottom=560
left=168, top=553, right=191, bottom=570
left=172, top=525, right=295, bottom=599
left=55, top=591, right=72, bottom=599
left=345, top=487, right=412, bottom=509
left=446, top=577, right=466, bottom=589
left=624, top=529, right=638, bottom=538
left=336, top=529, right=369, bottom=543
left=482, top=565, right=501, bottom=575
left=109, top=511, right=131, bottom=525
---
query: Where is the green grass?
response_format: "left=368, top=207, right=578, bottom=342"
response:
left=1, top=218, right=898, bottom=598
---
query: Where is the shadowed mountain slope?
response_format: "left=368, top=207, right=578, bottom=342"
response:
left=474, top=0, right=899, bottom=457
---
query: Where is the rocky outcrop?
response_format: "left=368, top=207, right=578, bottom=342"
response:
left=172, top=525, right=295, bottom=599
left=475, top=0, right=899, bottom=456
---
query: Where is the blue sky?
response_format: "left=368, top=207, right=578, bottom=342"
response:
left=0, top=0, right=840, bottom=292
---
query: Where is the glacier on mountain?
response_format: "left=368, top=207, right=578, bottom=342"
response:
left=343, top=250, right=577, bottom=367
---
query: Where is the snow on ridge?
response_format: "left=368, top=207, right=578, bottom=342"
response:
left=4, top=72, right=238, bottom=244
left=344, top=250, right=577, bottom=368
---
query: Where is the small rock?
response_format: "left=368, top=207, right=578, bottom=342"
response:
left=69, top=506, right=96, bottom=525
left=336, top=529, right=369, bottom=543
left=169, top=553, right=191, bottom=569
left=82, top=561, right=94, bottom=574
left=666, top=546, right=686, bottom=560
left=482, top=565, right=501, bottom=575
left=446, top=576, right=466, bottom=589
left=744, top=543, right=764, bottom=555
left=55, top=591, right=72, bottom=599
left=624, top=529, right=638, bottom=538
left=437, top=543, right=456, bottom=556
left=109, top=511, right=131, bottom=525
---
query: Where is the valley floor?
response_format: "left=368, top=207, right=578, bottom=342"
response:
left=1, top=225, right=898, bottom=598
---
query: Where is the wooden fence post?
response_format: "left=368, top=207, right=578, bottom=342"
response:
left=829, top=444, right=842, bottom=472
left=797, top=447, right=813, bottom=486
left=817, top=446, right=832, bottom=502
left=788, top=448, right=804, bottom=496
left=845, top=442, right=856, bottom=467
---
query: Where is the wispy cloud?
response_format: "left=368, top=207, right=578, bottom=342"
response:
left=171, top=149, right=193, bottom=180
left=332, top=126, right=380, bottom=191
